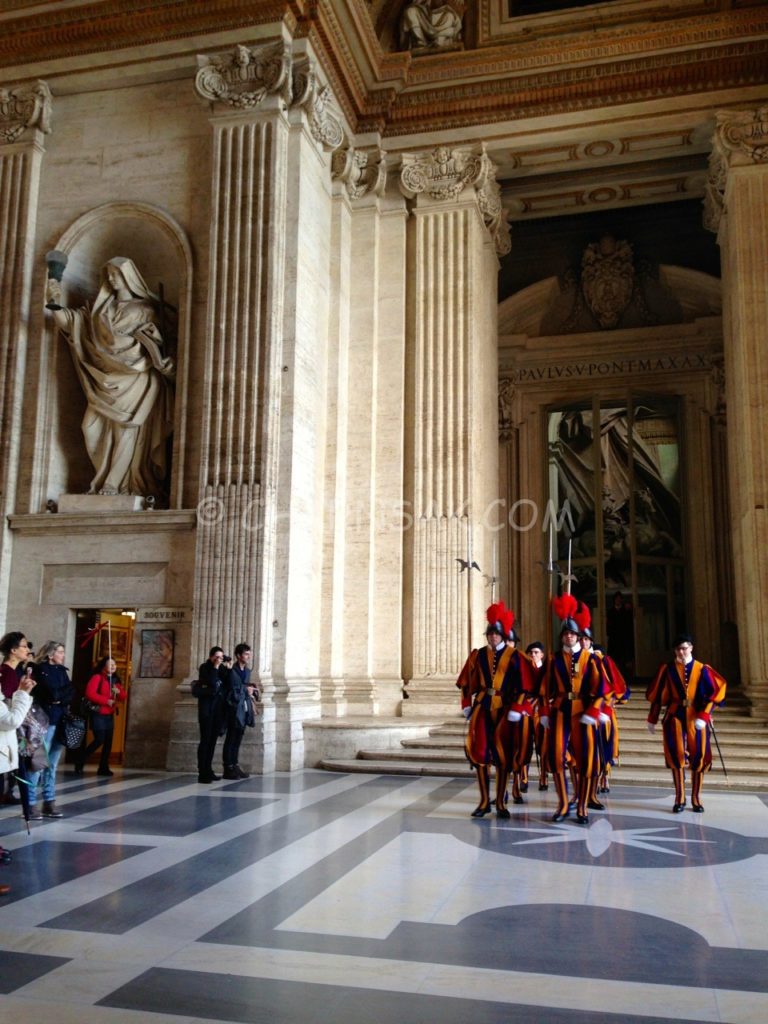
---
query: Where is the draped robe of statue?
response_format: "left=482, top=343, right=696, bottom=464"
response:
left=55, top=258, right=175, bottom=498
left=400, top=0, right=463, bottom=49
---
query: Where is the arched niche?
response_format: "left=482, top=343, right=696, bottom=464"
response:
left=42, top=202, right=192, bottom=509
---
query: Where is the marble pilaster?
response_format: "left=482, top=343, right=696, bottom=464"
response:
left=706, top=106, right=768, bottom=712
left=0, top=82, right=51, bottom=626
left=399, top=145, right=506, bottom=716
left=321, top=148, right=407, bottom=717
left=169, top=41, right=341, bottom=771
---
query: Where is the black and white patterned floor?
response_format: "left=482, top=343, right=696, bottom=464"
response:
left=0, top=769, right=766, bottom=1023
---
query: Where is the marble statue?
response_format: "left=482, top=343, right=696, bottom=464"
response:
left=399, top=0, right=464, bottom=51
left=45, top=257, right=175, bottom=499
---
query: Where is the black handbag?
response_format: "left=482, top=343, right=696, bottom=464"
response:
left=60, top=712, right=86, bottom=749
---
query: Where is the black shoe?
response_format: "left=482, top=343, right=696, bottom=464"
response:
left=520, top=782, right=528, bottom=793
left=222, top=767, right=241, bottom=780
left=73, top=764, right=84, bottom=776
left=672, top=802, right=686, bottom=813
left=588, top=800, right=604, bottom=811
left=209, top=772, right=220, bottom=781
left=538, top=781, right=549, bottom=791
left=576, top=814, right=589, bottom=825
left=551, top=810, right=570, bottom=823
left=198, top=775, right=214, bottom=784
left=496, top=807, right=511, bottom=819
left=692, top=803, right=704, bottom=813
left=235, top=765, right=250, bottom=779
left=96, top=768, right=114, bottom=777
left=471, top=804, right=491, bottom=818
left=512, top=795, right=524, bottom=805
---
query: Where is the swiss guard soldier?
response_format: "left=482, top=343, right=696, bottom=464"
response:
left=540, top=594, right=608, bottom=825
left=646, top=633, right=727, bottom=813
left=494, top=615, right=538, bottom=808
left=575, top=602, right=630, bottom=800
left=457, top=602, right=532, bottom=819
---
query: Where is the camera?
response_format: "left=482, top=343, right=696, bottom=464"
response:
left=222, top=654, right=232, bottom=663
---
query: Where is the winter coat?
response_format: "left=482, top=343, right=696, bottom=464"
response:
left=0, top=689, right=33, bottom=772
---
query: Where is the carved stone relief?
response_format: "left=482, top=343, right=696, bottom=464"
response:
left=398, top=1, right=465, bottom=53
left=581, top=235, right=635, bottom=329
left=498, top=377, right=516, bottom=444
left=331, top=146, right=387, bottom=199
left=292, top=59, right=345, bottom=151
left=0, top=80, right=51, bottom=143
left=195, top=42, right=292, bottom=109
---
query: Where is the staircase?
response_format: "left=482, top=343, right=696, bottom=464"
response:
left=320, top=695, right=768, bottom=790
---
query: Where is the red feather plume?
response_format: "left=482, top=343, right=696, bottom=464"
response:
left=486, top=602, right=505, bottom=627
left=552, top=593, right=577, bottom=621
left=574, top=601, right=591, bottom=632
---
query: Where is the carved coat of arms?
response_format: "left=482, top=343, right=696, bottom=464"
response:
left=580, top=234, right=635, bottom=329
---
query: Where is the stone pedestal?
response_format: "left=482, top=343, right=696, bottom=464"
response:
left=58, top=494, right=144, bottom=513
left=707, top=106, right=768, bottom=708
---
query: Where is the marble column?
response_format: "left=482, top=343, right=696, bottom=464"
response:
left=321, top=146, right=407, bottom=716
left=169, top=41, right=341, bottom=771
left=399, top=145, right=510, bottom=715
left=705, top=106, right=768, bottom=713
left=0, top=82, right=51, bottom=626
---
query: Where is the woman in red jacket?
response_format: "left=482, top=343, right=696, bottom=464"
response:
left=75, top=657, right=126, bottom=776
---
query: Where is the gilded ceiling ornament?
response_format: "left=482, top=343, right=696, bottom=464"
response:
left=292, top=59, right=345, bottom=152
left=331, top=146, right=387, bottom=199
left=580, top=235, right=635, bottom=330
left=399, top=144, right=487, bottom=201
left=0, top=80, right=51, bottom=144
left=195, top=42, right=292, bottom=109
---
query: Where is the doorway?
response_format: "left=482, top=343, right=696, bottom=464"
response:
left=547, top=394, right=686, bottom=679
left=72, top=608, right=136, bottom=765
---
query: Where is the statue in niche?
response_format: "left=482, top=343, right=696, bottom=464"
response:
left=399, top=0, right=465, bottom=51
left=45, top=256, right=176, bottom=500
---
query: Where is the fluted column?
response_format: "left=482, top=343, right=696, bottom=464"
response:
left=169, top=41, right=342, bottom=771
left=320, top=146, right=407, bottom=716
left=0, top=82, right=51, bottom=626
left=706, top=106, right=768, bottom=713
left=399, top=145, right=510, bottom=715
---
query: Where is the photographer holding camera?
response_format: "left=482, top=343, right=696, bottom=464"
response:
left=194, top=646, right=229, bottom=783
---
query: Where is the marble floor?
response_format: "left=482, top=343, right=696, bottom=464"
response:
left=0, top=768, right=766, bottom=1024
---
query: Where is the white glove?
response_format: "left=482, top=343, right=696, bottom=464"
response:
left=694, top=718, right=707, bottom=730
left=462, top=707, right=471, bottom=719
left=580, top=714, right=598, bottom=727
left=507, top=709, right=522, bottom=722
left=599, top=712, right=611, bottom=725
left=540, top=715, right=549, bottom=730
left=646, top=721, right=656, bottom=734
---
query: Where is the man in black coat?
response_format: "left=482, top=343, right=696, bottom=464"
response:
left=220, top=642, right=256, bottom=780
left=195, top=646, right=228, bottom=783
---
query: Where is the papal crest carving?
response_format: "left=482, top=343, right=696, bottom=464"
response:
left=581, top=235, right=635, bottom=329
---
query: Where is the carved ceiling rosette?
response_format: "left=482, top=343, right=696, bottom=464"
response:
left=705, top=106, right=768, bottom=232
left=195, top=42, right=292, bottom=109
left=292, top=58, right=345, bottom=152
left=331, top=146, right=387, bottom=199
left=0, top=80, right=51, bottom=143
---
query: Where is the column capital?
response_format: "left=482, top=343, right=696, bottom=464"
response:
left=291, top=57, right=345, bottom=152
left=705, top=106, right=768, bottom=233
left=331, top=145, right=387, bottom=201
left=399, top=144, right=510, bottom=254
left=195, top=41, right=292, bottom=110
left=0, top=80, right=51, bottom=145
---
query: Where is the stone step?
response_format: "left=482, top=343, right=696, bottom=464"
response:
left=359, top=744, right=768, bottom=774
left=319, top=757, right=765, bottom=789
left=409, top=733, right=768, bottom=757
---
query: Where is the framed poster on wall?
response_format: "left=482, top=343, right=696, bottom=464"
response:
left=139, top=629, right=175, bottom=678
